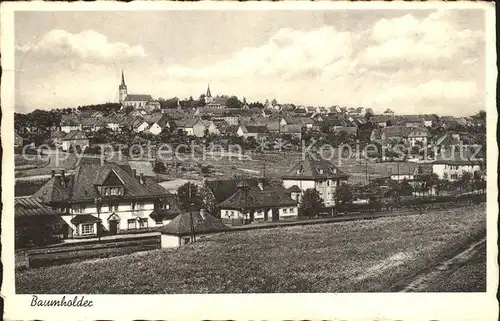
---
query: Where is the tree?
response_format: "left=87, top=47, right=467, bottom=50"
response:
left=365, top=109, right=374, bottom=120
left=459, top=171, right=472, bottom=193
left=226, top=96, right=242, bottom=109
left=334, top=183, right=354, bottom=206
left=177, top=182, right=203, bottom=211
left=153, top=160, right=166, bottom=174
left=299, top=188, right=324, bottom=217
left=198, top=94, right=207, bottom=107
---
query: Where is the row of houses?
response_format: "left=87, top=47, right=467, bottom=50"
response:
left=16, top=144, right=484, bottom=249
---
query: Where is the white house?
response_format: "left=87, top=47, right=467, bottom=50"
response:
left=432, top=159, right=482, bottom=181
left=61, top=130, right=89, bottom=152
left=237, top=125, right=268, bottom=139
left=217, top=181, right=298, bottom=225
left=159, top=210, right=228, bottom=248
left=60, top=116, right=82, bottom=133
left=282, top=153, right=349, bottom=207
left=33, top=159, right=182, bottom=238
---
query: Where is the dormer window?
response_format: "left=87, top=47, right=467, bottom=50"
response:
left=160, top=203, right=170, bottom=210
left=319, top=169, right=324, bottom=174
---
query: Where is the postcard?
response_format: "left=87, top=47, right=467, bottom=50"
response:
left=1, top=1, right=498, bottom=320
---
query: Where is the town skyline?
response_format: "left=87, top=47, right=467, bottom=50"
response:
left=15, top=9, right=485, bottom=115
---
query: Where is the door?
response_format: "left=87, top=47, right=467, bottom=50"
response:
left=109, top=220, right=118, bottom=235
left=272, top=208, right=279, bottom=221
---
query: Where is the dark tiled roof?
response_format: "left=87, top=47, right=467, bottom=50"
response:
left=287, top=185, right=302, bottom=193
left=125, top=94, right=153, bottom=102
left=33, top=158, right=172, bottom=204
left=282, top=153, right=349, bottom=180
left=15, top=197, right=60, bottom=217
left=242, top=125, right=268, bottom=134
left=70, top=214, right=99, bottom=224
left=160, top=212, right=229, bottom=236
left=62, top=130, right=88, bottom=140
left=217, top=185, right=297, bottom=210
left=149, top=209, right=181, bottom=221
left=203, top=178, right=259, bottom=204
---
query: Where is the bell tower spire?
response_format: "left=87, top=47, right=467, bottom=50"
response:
left=121, top=70, right=126, bottom=87
left=119, top=70, right=128, bottom=104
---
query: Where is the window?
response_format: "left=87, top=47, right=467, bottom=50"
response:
left=184, top=238, right=190, bottom=244
left=81, top=223, right=94, bottom=235
left=127, top=219, right=137, bottom=230
left=131, top=201, right=136, bottom=210
left=138, top=218, right=148, bottom=229
left=137, top=202, right=145, bottom=210
left=160, top=203, right=170, bottom=210
left=327, top=180, right=330, bottom=187
left=74, top=205, right=85, bottom=214
left=108, top=203, right=119, bottom=212
left=289, top=208, right=294, bottom=213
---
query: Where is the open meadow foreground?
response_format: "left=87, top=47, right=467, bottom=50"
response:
left=16, top=205, right=485, bottom=294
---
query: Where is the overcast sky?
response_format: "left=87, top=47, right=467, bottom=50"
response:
left=15, top=9, right=485, bottom=115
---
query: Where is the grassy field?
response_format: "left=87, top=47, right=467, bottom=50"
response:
left=16, top=205, right=486, bottom=294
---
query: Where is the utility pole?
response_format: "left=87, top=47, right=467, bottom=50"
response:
left=397, top=161, right=400, bottom=203
left=94, top=197, right=101, bottom=242
left=188, top=182, right=196, bottom=243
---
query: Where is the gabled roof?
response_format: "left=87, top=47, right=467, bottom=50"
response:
left=298, top=117, right=315, bottom=125
left=33, top=158, right=173, bottom=204
left=80, top=118, right=100, bottom=127
left=203, top=178, right=259, bottom=204
left=62, top=130, right=88, bottom=140
left=143, top=113, right=164, bottom=125
left=15, top=197, right=60, bottom=217
left=125, top=94, right=153, bottom=102
left=61, top=115, right=82, bottom=126
left=50, top=131, right=67, bottom=139
left=282, top=124, right=302, bottom=133
left=287, top=185, right=302, bottom=193
left=240, top=125, right=268, bottom=134
left=282, top=153, right=349, bottom=180
left=160, top=212, right=228, bottom=236
left=217, top=184, right=297, bottom=210
left=70, top=214, right=100, bottom=224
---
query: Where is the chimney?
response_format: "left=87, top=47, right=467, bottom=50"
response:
left=139, top=173, right=145, bottom=185
left=258, top=180, right=264, bottom=191
left=61, top=169, right=65, bottom=179
left=51, top=170, right=55, bottom=177
left=132, top=169, right=137, bottom=178
left=200, top=208, right=207, bottom=220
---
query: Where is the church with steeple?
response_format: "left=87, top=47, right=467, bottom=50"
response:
left=118, top=70, right=153, bottom=110
left=204, top=84, right=214, bottom=104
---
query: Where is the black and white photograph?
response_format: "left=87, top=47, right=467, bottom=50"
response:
left=1, top=1, right=497, bottom=320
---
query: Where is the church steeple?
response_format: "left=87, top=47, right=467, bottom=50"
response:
left=120, top=70, right=126, bottom=88
left=118, top=70, right=128, bottom=104
left=206, top=83, right=212, bottom=97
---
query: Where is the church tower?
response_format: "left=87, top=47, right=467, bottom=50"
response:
left=119, top=70, right=128, bottom=104
left=204, top=83, right=213, bottom=104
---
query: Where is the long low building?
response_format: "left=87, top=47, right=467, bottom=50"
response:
left=217, top=180, right=298, bottom=225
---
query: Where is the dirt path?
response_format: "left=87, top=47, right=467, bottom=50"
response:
left=401, top=237, right=487, bottom=292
